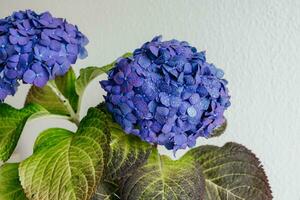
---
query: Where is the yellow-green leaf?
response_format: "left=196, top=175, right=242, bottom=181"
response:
left=0, top=103, right=47, bottom=162
left=0, top=163, right=28, bottom=200
left=19, top=108, right=110, bottom=200
left=25, top=68, right=78, bottom=116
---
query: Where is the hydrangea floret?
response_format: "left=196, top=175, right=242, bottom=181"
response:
left=0, top=10, right=88, bottom=101
left=101, top=36, right=231, bottom=151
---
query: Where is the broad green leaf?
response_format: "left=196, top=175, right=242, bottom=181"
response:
left=209, top=119, right=227, bottom=138
left=108, top=124, right=152, bottom=180
left=0, top=163, right=28, bottom=200
left=25, top=68, right=79, bottom=117
left=187, top=142, right=273, bottom=200
left=91, top=104, right=152, bottom=200
left=92, top=180, right=119, bottom=200
left=0, top=103, right=47, bottom=162
left=19, top=108, right=110, bottom=200
left=97, top=104, right=152, bottom=180
left=120, top=149, right=205, bottom=200
left=75, top=52, right=132, bottom=96
left=33, top=128, right=74, bottom=153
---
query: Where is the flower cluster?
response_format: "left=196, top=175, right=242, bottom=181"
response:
left=0, top=10, right=88, bottom=101
left=101, top=36, right=230, bottom=151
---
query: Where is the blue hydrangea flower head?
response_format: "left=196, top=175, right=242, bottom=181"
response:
left=101, top=36, right=230, bottom=151
left=0, top=10, right=88, bottom=101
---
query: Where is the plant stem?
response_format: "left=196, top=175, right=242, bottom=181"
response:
left=47, top=81, right=80, bottom=126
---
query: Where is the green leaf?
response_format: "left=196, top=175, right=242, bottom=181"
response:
left=209, top=119, right=227, bottom=138
left=187, top=142, right=273, bottom=200
left=19, top=108, right=110, bottom=200
left=25, top=68, right=78, bottom=117
left=0, top=103, right=47, bottom=162
left=75, top=52, right=132, bottom=96
left=33, top=128, right=74, bottom=153
left=97, top=104, right=152, bottom=180
left=108, top=124, right=152, bottom=180
left=119, top=149, right=205, bottom=200
left=0, top=163, right=28, bottom=200
left=92, top=180, right=120, bottom=200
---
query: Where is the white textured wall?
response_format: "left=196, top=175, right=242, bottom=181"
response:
left=1, top=0, right=299, bottom=199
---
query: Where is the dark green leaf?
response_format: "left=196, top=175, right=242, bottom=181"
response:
left=108, top=124, right=152, bottom=180
left=187, top=142, right=273, bottom=200
left=209, top=119, right=227, bottom=138
left=75, top=53, right=132, bottom=96
left=120, top=149, right=205, bottom=200
left=0, top=103, right=47, bottom=162
left=0, top=163, right=28, bottom=200
left=97, top=104, right=152, bottom=180
left=92, top=180, right=120, bottom=200
left=19, top=108, right=110, bottom=200
left=91, top=105, right=151, bottom=200
left=25, top=68, right=78, bottom=117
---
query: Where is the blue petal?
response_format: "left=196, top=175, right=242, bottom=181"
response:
left=159, top=92, right=170, bottom=107
left=156, top=106, right=169, bottom=116
left=189, top=93, right=200, bottom=105
left=174, top=134, right=187, bottom=146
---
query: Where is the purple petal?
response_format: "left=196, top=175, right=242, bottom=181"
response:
left=113, top=71, right=124, bottom=84
left=110, top=95, right=122, bottom=105
left=187, top=106, right=197, bottom=117
left=126, top=113, right=137, bottom=123
left=0, top=88, right=8, bottom=100
left=149, top=45, right=159, bottom=56
left=150, top=121, right=162, bottom=133
left=187, top=135, right=196, bottom=147
left=216, top=69, right=224, bottom=78
left=174, top=134, right=187, bottom=146
left=183, top=63, right=192, bottom=74
left=128, top=72, right=143, bottom=87
left=119, top=103, right=131, bottom=115
left=111, top=86, right=121, bottom=94
left=189, top=93, right=200, bottom=105
left=34, top=75, right=48, bottom=87
left=18, top=36, right=29, bottom=46
left=79, top=47, right=88, bottom=59
left=148, top=100, right=157, bottom=113
left=66, top=44, right=78, bottom=55
left=159, top=92, right=170, bottom=107
left=156, top=106, right=169, bottom=116
left=158, top=134, right=169, bottom=144
left=162, top=123, right=172, bottom=133
left=118, top=59, right=131, bottom=76
left=138, top=55, right=151, bottom=68
left=170, top=96, right=181, bottom=108
left=121, top=82, right=133, bottom=93
left=40, top=32, right=51, bottom=46
left=133, top=96, right=148, bottom=115
left=182, top=91, right=192, bottom=100
left=50, top=40, right=61, bottom=51
left=5, top=69, right=18, bottom=79
left=179, top=101, right=190, bottom=114
left=23, top=69, right=36, bottom=84
left=8, top=55, right=19, bottom=63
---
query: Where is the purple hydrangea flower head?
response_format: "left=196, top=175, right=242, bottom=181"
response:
left=101, top=36, right=231, bottom=151
left=0, top=10, right=88, bottom=101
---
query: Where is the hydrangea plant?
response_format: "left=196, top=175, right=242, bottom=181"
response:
left=0, top=10, right=272, bottom=200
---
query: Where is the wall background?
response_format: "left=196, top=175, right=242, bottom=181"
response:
left=1, top=0, right=299, bottom=199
